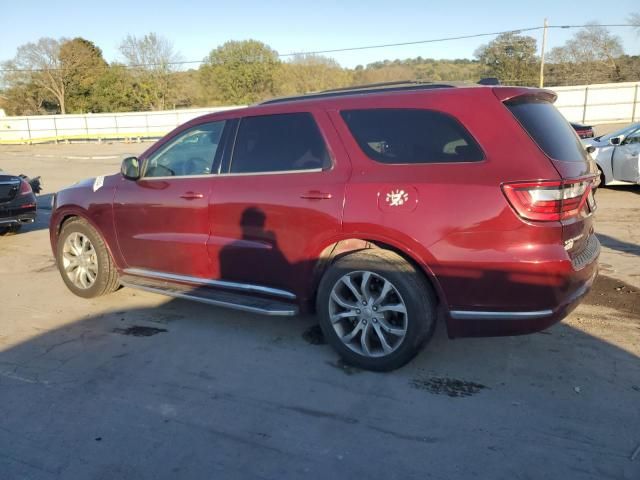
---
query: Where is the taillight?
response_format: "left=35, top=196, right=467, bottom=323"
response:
left=502, top=178, right=595, bottom=222
left=19, top=179, right=33, bottom=195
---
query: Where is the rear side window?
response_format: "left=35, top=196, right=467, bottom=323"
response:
left=505, top=98, right=589, bottom=162
left=340, top=109, right=483, bottom=164
left=230, top=113, right=331, bottom=174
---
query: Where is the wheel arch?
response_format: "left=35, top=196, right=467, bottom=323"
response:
left=51, top=208, right=122, bottom=270
left=308, top=235, right=447, bottom=313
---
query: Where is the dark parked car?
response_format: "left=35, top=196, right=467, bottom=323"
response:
left=571, top=122, right=594, bottom=139
left=0, top=170, right=39, bottom=234
left=50, top=82, right=600, bottom=371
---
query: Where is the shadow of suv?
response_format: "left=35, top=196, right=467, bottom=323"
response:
left=49, top=82, right=600, bottom=371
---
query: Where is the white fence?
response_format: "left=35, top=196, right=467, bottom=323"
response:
left=553, top=81, right=640, bottom=125
left=0, top=81, right=639, bottom=144
left=0, top=106, right=242, bottom=144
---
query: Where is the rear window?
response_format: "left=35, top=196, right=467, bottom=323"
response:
left=340, top=109, right=483, bottom=164
left=505, top=98, right=589, bottom=162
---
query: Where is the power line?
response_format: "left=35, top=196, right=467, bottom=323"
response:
left=1, top=23, right=638, bottom=73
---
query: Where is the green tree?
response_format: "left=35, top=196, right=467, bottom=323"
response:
left=91, top=64, right=143, bottom=112
left=59, top=38, right=108, bottom=113
left=200, top=40, right=280, bottom=104
left=274, top=55, right=352, bottom=96
left=474, top=32, right=538, bottom=85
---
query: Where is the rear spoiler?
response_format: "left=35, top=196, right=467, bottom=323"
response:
left=492, top=87, right=557, bottom=104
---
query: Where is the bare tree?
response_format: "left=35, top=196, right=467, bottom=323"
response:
left=630, top=13, right=640, bottom=35
left=119, top=33, right=182, bottom=110
left=548, top=24, right=624, bottom=84
left=2, top=38, right=68, bottom=113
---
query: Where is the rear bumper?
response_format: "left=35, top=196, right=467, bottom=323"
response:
left=0, top=195, right=37, bottom=226
left=445, top=237, right=599, bottom=338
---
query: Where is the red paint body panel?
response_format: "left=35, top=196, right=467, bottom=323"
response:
left=50, top=86, right=599, bottom=337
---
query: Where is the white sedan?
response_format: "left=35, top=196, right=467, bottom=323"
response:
left=584, top=123, right=640, bottom=186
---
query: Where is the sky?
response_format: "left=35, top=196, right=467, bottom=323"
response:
left=1, top=0, right=639, bottom=68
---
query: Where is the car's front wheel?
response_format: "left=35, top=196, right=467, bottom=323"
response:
left=56, top=217, right=119, bottom=298
left=317, top=249, right=437, bottom=371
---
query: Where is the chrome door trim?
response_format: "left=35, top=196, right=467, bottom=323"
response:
left=123, top=268, right=297, bottom=300
left=449, top=309, right=554, bottom=320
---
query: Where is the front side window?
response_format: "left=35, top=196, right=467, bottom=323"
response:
left=623, top=128, right=640, bottom=145
left=144, top=121, right=225, bottom=177
left=230, top=113, right=331, bottom=174
left=340, top=109, right=483, bottom=164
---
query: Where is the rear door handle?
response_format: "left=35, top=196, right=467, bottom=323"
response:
left=180, top=191, right=204, bottom=200
left=300, top=190, right=332, bottom=200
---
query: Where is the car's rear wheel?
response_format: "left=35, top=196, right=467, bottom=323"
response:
left=56, top=217, right=119, bottom=298
left=317, top=249, right=437, bottom=371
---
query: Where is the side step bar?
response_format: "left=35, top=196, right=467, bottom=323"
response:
left=120, top=276, right=299, bottom=317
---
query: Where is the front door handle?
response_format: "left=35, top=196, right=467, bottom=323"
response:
left=300, top=190, right=332, bottom=200
left=180, top=191, right=204, bottom=200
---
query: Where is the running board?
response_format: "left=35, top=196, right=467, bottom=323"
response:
left=120, top=276, right=298, bottom=316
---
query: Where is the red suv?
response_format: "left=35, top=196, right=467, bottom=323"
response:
left=50, top=83, right=600, bottom=371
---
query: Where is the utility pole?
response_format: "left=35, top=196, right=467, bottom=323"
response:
left=539, top=18, right=548, bottom=88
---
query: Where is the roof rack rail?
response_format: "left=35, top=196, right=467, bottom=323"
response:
left=260, top=80, right=457, bottom=105
left=478, top=77, right=500, bottom=85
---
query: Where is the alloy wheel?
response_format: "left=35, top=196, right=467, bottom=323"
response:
left=328, top=270, right=408, bottom=358
left=62, top=232, right=98, bottom=289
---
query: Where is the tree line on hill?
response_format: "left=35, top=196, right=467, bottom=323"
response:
left=1, top=21, right=639, bottom=116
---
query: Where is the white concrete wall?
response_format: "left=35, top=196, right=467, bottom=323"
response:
left=553, top=81, right=639, bottom=125
left=0, top=106, right=243, bottom=144
left=1, top=81, right=638, bottom=144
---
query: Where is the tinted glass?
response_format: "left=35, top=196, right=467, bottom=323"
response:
left=623, top=128, right=640, bottom=145
left=145, top=122, right=225, bottom=177
left=340, top=109, right=483, bottom=164
left=506, top=98, right=589, bottom=162
left=230, top=113, right=330, bottom=174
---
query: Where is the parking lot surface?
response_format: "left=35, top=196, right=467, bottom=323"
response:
left=1, top=143, right=639, bottom=479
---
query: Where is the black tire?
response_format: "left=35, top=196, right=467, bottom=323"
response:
left=597, top=167, right=606, bottom=189
left=56, top=217, right=120, bottom=298
left=317, top=249, right=437, bottom=371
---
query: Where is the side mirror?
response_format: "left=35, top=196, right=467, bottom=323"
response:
left=585, top=145, right=596, bottom=155
left=121, top=156, right=141, bottom=180
left=609, top=135, right=623, bottom=146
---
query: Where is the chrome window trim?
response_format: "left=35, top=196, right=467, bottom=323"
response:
left=449, top=309, right=554, bottom=320
left=137, top=174, right=215, bottom=181
left=123, top=268, right=297, bottom=300
left=0, top=180, right=20, bottom=185
left=136, top=168, right=326, bottom=181
left=217, top=168, right=325, bottom=177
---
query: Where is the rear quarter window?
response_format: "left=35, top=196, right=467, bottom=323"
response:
left=340, top=109, right=483, bottom=164
left=505, top=98, right=590, bottom=162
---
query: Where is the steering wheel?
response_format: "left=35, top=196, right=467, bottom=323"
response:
left=184, top=157, right=210, bottom=175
